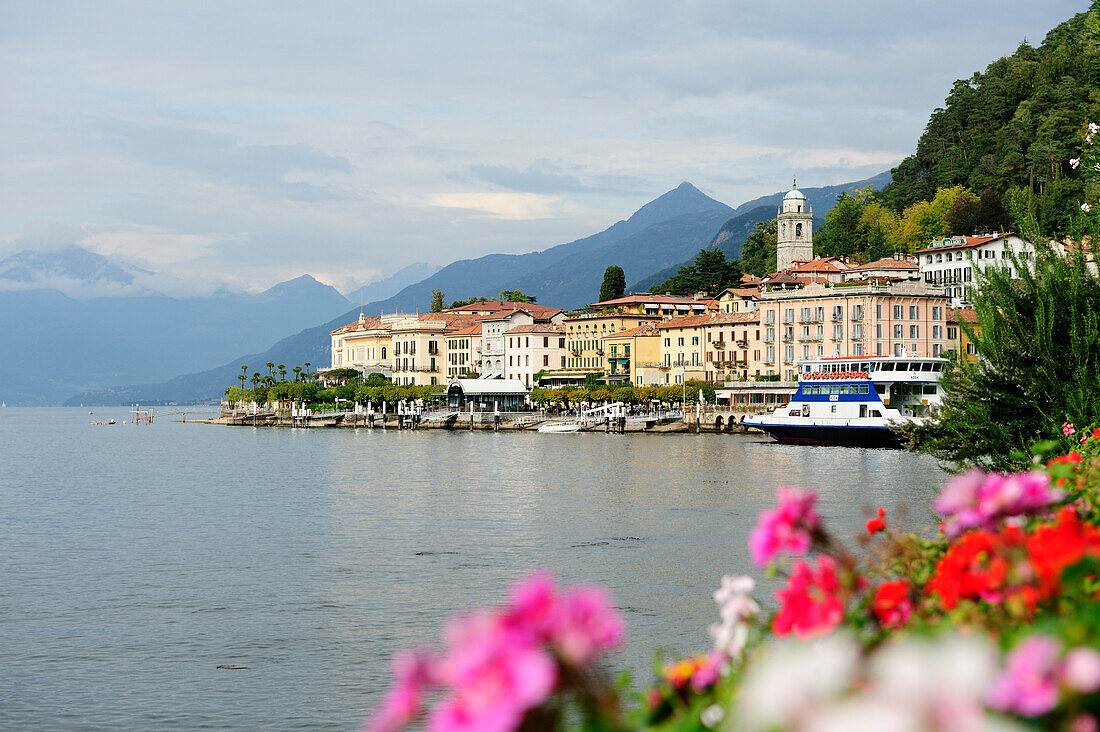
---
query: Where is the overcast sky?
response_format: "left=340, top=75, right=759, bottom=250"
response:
left=0, top=1, right=1087, bottom=294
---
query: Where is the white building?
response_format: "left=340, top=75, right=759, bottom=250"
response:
left=777, top=179, right=814, bottom=271
left=479, top=305, right=564, bottom=378
left=916, top=234, right=1034, bottom=306
left=503, top=324, right=566, bottom=388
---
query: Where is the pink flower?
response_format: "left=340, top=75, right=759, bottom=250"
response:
left=987, top=636, right=1062, bottom=717
left=1065, top=422, right=1078, bottom=436
left=748, top=487, right=821, bottom=566
left=505, top=571, right=559, bottom=637
left=772, top=555, right=844, bottom=639
left=548, top=586, right=624, bottom=666
left=1073, top=715, right=1099, bottom=732
left=429, top=612, right=557, bottom=732
left=934, top=469, right=1064, bottom=538
left=363, top=650, right=436, bottom=732
left=1064, top=648, right=1100, bottom=693
left=690, top=650, right=726, bottom=692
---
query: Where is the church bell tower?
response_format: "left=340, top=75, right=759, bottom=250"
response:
left=776, top=178, right=814, bottom=271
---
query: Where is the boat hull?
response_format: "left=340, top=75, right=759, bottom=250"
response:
left=746, top=422, right=905, bottom=448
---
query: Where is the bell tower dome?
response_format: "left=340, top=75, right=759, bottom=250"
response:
left=776, top=178, right=814, bottom=271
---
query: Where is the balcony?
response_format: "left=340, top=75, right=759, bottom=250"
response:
left=735, top=339, right=748, bottom=348
left=711, top=341, right=726, bottom=349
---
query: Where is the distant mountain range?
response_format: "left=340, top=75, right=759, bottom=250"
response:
left=627, top=171, right=892, bottom=293
left=346, top=262, right=440, bottom=306
left=55, top=173, right=890, bottom=406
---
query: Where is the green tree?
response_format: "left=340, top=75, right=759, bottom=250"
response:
left=651, top=248, right=742, bottom=296
left=499, top=289, right=537, bottom=303
left=430, top=289, right=445, bottom=312
left=599, top=265, right=626, bottom=302
left=277, top=364, right=286, bottom=381
left=293, top=365, right=302, bottom=382
left=739, top=220, right=778, bottom=276
left=239, top=364, right=248, bottom=390
left=910, top=241, right=1100, bottom=469
left=266, top=362, right=275, bottom=378
left=251, top=372, right=261, bottom=389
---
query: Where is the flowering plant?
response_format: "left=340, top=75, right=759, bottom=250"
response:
left=367, top=441, right=1100, bottom=731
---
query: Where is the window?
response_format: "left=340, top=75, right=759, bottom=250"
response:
left=932, top=325, right=942, bottom=339
left=833, top=324, right=842, bottom=340
left=893, top=324, right=903, bottom=339
left=678, top=337, right=684, bottom=346
left=932, top=306, right=942, bottom=320
left=766, top=346, right=775, bottom=363
left=876, top=304, right=882, bottom=319
left=664, top=338, right=670, bottom=347
left=785, top=345, right=794, bottom=362
left=909, top=306, right=919, bottom=320
left=691, top=336, right=699, bottom=346
left=802, top=344, right=810, bottom=359
left=893, top=305, right=902, bottom=319
left=910, top=325, right=919, bottom=339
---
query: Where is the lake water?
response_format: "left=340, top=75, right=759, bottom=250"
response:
left=0, top=407, right=949, bottom=729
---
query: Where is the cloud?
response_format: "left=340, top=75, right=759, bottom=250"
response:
left=430, top=192, right=580, bottom=220
left=450, top=160, right=648, bottom=196
left=92, top=120, right=352, bottom=201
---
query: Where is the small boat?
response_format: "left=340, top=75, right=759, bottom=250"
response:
left=90, top=419, right=116, bottom=425
left=741, top=355, right=947, bottom=448
left=538, top=422, right=581, bottom=433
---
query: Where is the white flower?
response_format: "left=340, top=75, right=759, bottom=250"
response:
left=733, top=634, right=860, bottom=732
left=1071, top=158, right=1082, bottom=169
left=700, top=704, right=724, bottom=728
left=1083, top=203, right=1093, bottom=213
left=1089, top=122, right=1098, bottom=134
left=710, top=574, right=759, bottom=658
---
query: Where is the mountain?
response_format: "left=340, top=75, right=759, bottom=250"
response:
left=345, top=262, right=441, bottom=305
left=65, top=183, right=735, bottom=405
left=0, top=245, right=149, bottom=290
left=626, top=172, right=892, bottom=293
left=0, top=252, right=353, bottom=404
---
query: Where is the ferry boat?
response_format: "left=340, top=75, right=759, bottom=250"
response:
left=741, top=355, right=948, bottom=448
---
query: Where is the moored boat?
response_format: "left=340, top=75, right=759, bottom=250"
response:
left=538, top=421, right=581, bottom=433
left=741, top=355, right=947, bottom=448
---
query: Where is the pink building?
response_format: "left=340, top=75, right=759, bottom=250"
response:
left=503, top=323, right=567, bottom=388
left=757, top=282, right=950, bottom=381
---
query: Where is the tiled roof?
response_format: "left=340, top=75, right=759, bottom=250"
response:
left=330, top=315, right=387, bottom=335
left=504, top=323, right=566, bottom=334
left=448, top=323, right=483, bottom=336
left=948, top=308, right=979, bottom=324
left=655, top=312, right=757, bottom=330
left=443, top=301, right=562, bottom=316
left=915, top=234, right=1010, bottom=254
left=789, top=257, right=850, bottom=273
left=850, top=257, right=919, bottom=270
left=601, top=323, right=661, bottom=339
left=589, top=293, right=707, bottom=307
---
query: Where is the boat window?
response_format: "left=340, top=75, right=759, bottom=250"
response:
left=789, top=410, right=799, bottom=417
left=873, top=383, right=886, bottom=394
left=830, top=385, right=841, bottom=394
left=924, top=385, right=937, bottom=395
left=895, top=362, right=908, bottom=371
left=830, top=405, right=837, bottom=413
left=921, top=362, right=934, bottom=371
left=933, top=363, right=945, bottom=371
left=879, top=362, right=895, bottom=371
left=870, top=409, right=882, bottom=418
left=860, top=362, right=870, bottom=372
left=802, top=405, right=810, bottom=417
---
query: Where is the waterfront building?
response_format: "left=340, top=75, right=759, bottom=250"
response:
left=917, top=233, right=1034, bottom=306
left=656, top=316, right=710, bottom=384
left=777, top=179, right=814, bottom=271
left=700, top=312, right=763, bottom=382
left=785, top=256, right=850, bottom=284
left=758, top=281, right=950, bottom=382
left=445, top=323, right=482, bottom=379
left=601, top=323, right=662, bottom=386
left=503, top=323, right=566, bottom=388
left=478, top=305, right=565, bottom=379
left=390, top=313, right=483, bottom=386
left=444, top=378, right=528, bottom=411
left=329, top=312, right=414, bottom=376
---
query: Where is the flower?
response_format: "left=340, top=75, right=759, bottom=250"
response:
left=773, top=555, right=845, bottom=639
left=710, top=574, right=759, bottom=658
left=546, top=585, right=624, bottom=667
left=663, top=651, right=727, bottom=692
left=933, top=469, right=1064, bottom=538
left=748, top=487, right=821, bottom=566
left=1066, top=422, right=1078, bottom=436
left=871, top=580, right=912, bottom=629
left=1072, top=157, right=1082, bottom=169
left=987, top=636, right=1062, bottom=717
left=1064, top=648, right=1100, bottom=694
left=429, top=612, right=557, bottom=732
left=364, top=650, right=436, bottom=732
left=865, top=507, right=887, bottom=536
left=1083, top=203, right=1093, bottom=213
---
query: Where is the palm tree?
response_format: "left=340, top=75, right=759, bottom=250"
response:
left=266, top=362, right=275, bottom=378
left=278, top=364, right=286, bottom=381
left=293, top=366, right=302, bottom=382
left=240, top=365, right=248, bottom=389
left=304, top=361, right=311, bottom=374
left=251, top=373, right=261, bottom=389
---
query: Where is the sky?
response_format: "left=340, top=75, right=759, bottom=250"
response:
left=0, top=0, right=1088, bottom=295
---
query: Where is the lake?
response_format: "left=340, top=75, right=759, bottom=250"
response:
left=0, top=407, right=948, bottom=729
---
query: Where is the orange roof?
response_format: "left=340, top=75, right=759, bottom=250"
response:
left=915, top=234, right=1011, bottom=254
left=948, top=308, right=979, bottom=324
left=330, top=315, right=387, bottom=335
left=655, top=312, right=757, bottom=330
left=443, top=301, right=562, bottom=316
left=504, top=323, right=565, bottom=334
left=589, top=293, right=707, bottom=308
left=850, top=257, right=919, bottom=271
left=788, top=257, right=850, bottom=273
left=448, top=323, right=483, bottom=336
left=601, top=323, right=661, bottom=340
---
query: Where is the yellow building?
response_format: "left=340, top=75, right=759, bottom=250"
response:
left=656, top=315, right=711, bottom=384
left=947, top=308, right=980, bottom=364
left=587, top=293, right=710, bottom=317
left=715, top=287, right=761, bottom=314
left=601, top=323, right=661, bottom=386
